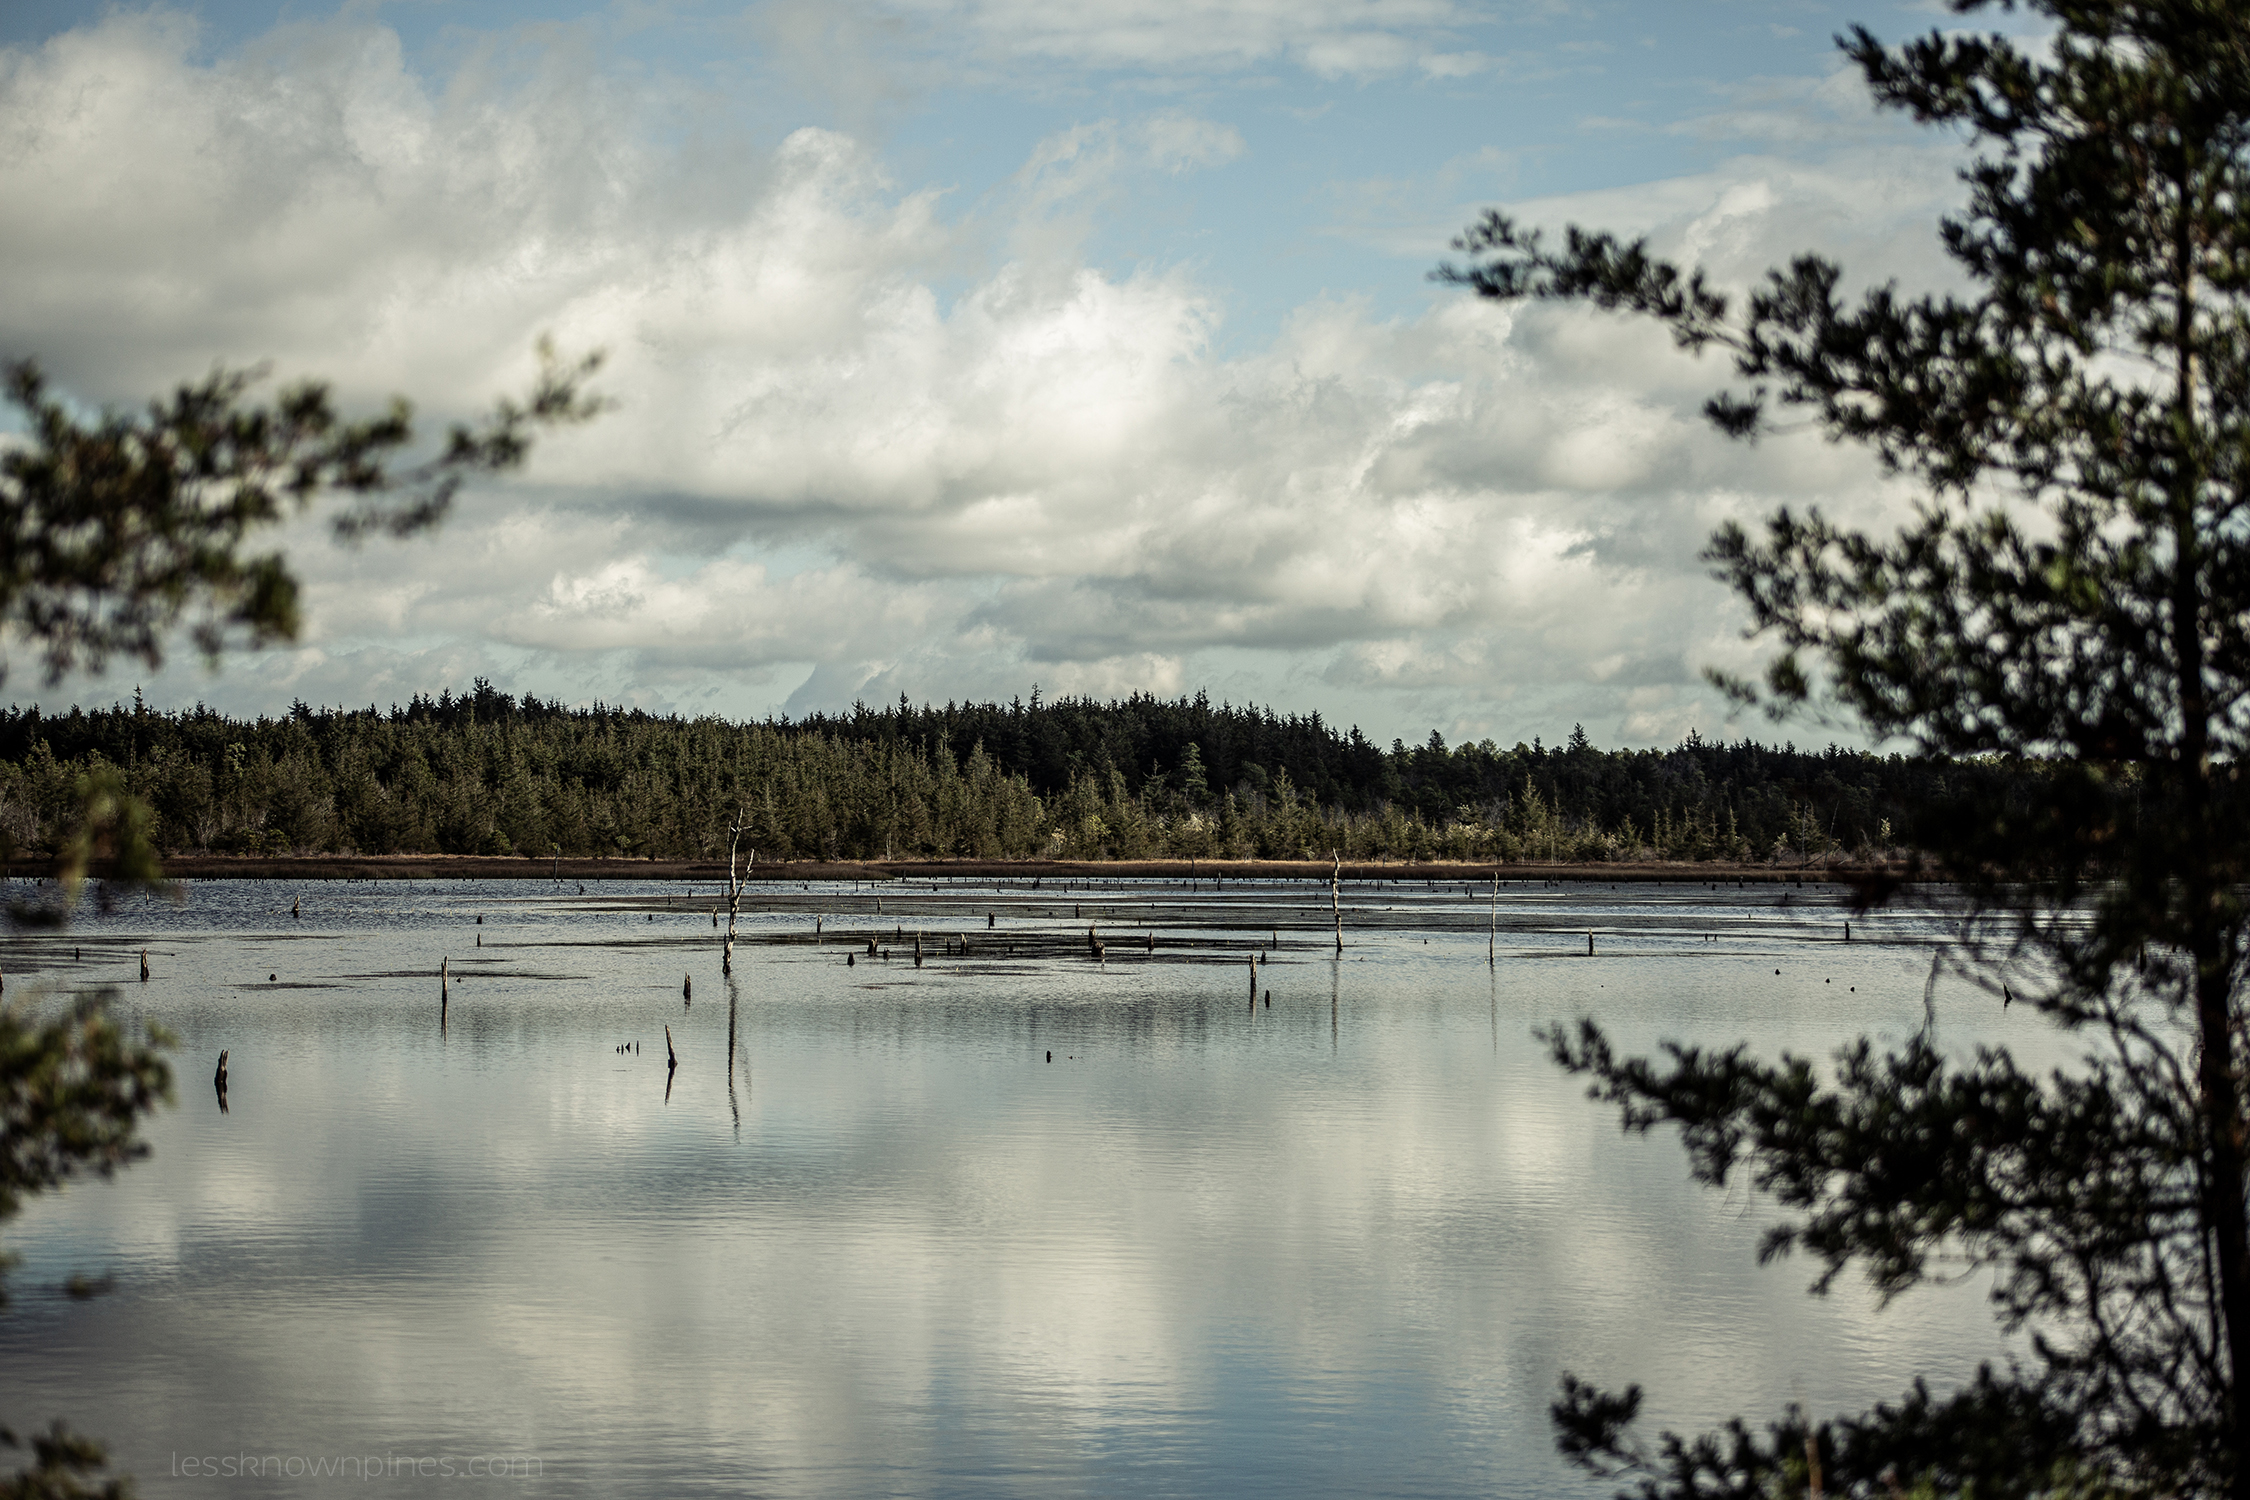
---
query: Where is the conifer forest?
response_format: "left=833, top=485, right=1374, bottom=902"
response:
left=0, top=682, right=2029, bottom=864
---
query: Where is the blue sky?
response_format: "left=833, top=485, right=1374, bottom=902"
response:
left=0, top=0, right=2004, bottom=744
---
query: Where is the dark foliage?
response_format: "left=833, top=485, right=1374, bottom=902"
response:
left=0, top=683, right=2017, bottom=864
left=0, top=343, right=603, bottom=689
left=1444, top=0, right=2250, bottom=1493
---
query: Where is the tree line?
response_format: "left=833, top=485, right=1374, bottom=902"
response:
left=0, top=682, right=2035, bottom=864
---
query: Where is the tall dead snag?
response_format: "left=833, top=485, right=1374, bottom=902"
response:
left=1330, top=853, right=1343, bottom=954
left=723, top=812, right=754, bottom=976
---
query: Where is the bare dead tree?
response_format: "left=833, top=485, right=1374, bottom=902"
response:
left=723, top=811, right=754, bottom=976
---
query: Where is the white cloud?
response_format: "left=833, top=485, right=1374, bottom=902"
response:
left=1140, top=112, right=1246, bottom=173
left=896, top=0, right=1481, bottom=78
left=0, top=10, right=1943, bottom=745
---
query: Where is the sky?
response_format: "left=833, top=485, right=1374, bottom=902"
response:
left=0, top=0, right=2013, bottom=746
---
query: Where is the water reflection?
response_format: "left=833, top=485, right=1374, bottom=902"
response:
left=0, top=876, right=2032, bottom=1499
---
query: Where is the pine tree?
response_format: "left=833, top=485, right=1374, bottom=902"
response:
left=1444, top=2, right=2250, bottom=1493
left=0, top=345, right=601, bottom=1494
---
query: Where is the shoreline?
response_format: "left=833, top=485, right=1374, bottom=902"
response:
left=16, top=853, right=1913, bottom=885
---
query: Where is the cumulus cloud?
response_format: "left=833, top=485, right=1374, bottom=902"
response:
left=0, top=10, right=1953, bottom=745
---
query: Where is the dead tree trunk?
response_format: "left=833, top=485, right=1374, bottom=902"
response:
left=1330, top=853, right=1343, bottom=954
left=723, top=813, right=755, bottom=976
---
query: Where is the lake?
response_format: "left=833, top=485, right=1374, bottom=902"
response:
left=0, top=874, right=2024, bottom=1496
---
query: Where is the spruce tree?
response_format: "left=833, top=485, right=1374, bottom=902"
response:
left=1443, top=2, right=2250, bottom=1493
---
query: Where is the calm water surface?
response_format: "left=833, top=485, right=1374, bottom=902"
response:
left=0, top=875, right=2035, bottom=1496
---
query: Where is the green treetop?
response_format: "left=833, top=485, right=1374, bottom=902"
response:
left=1444, top=2, right=2250, bottom=1494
